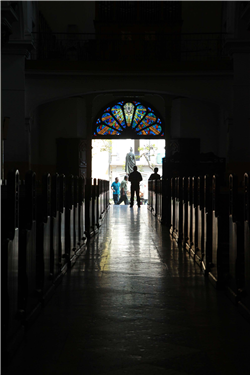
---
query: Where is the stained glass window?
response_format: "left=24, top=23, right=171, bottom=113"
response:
left=94, top=101, right=164, bottom=137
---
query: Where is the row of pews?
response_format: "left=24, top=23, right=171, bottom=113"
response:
left=148, top=174, right=250, bottom=322
left=1, top=170, right=110, bottom=360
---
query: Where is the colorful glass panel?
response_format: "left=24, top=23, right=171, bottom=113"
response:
left=95, top=101, right=163, bottom=136
left=96, top=125, right=121, bottom=135
left=123, top=102, right=134, bottom=127
left=137, top=124, right=162, bottom=135
left=101, top=113, right=123, bottom=131
left=135, top=113, right=156, bottom=131
left=111, top=105, right=126, bottom=128
left=132, top=105, right=147, bottom=128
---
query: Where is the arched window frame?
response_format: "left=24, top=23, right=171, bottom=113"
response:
left=93, top=99, right=165, bottom=139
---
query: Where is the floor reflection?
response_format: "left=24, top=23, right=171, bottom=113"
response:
left=5, top=205, right=250, bottom=375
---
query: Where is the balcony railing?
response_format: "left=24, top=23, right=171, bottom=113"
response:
left=30, top=32, right=230, bottom=62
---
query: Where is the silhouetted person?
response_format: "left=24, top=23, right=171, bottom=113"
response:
left=111, top=177, right=120, bottom=205
left=129, top=166, right=142, bottom=208
left=117, top=176, right=129, bottom=205
left=149, top=167, right=161, bottom=180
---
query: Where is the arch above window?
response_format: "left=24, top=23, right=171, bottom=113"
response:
left=93, top=100, right=164, bottom=138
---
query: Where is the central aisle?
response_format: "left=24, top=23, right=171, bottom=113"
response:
left=5, top=206, right=250, bottom=375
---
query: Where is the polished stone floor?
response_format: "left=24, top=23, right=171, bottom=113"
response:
left=4, top=206, right=250, bottom=375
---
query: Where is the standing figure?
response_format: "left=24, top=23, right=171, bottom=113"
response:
left=117, top=176, right=129, bottom=205
left=125, top=147, right=136, bottom=174
left=148, top=167, right=161, bottom=180
left=111, top=177, right=120, bottom=205
left=129, top=166, right=143, bottom=208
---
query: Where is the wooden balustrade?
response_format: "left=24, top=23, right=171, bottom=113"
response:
left=1, top=170, right=110, bottom=357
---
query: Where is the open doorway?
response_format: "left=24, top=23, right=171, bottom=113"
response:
left=92, top=138, right=165, bottom=205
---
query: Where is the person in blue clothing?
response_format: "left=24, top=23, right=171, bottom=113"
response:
left=111, top=177, right=120, bottom=205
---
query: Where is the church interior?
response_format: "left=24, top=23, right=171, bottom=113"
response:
left=1, top=1, right=250, bottom=374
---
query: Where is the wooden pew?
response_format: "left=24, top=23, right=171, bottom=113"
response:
left=196, top=176, right=204, bottom=266
left=36, top=174, right=54, bottom=303
left=79, top=177, right=87, bottom=246
left=20, top=171, right=40, bottom=324
left=51, top=173, right=61, bottom=282
left=2, top=170, right=24, bottom=358
left=185, top=177, right=192, bottom=254
left=65, top=175, right=75, bottom=261
left=170, top=177, right=175, bottom=235
left=202, top=175, right=212, bottom=275
left=59, top=174, right=67, bottom=271
left=208, top=175, right=229, bottom=289
left=157, top=180, right=163, bottom=223
left=239, top=173, right=250, bottom=320
left=182, top=177, right=188, bottom=248
left=173, top=177, right=182, bottom=243
left=190, top=176, right=199, bottom=263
